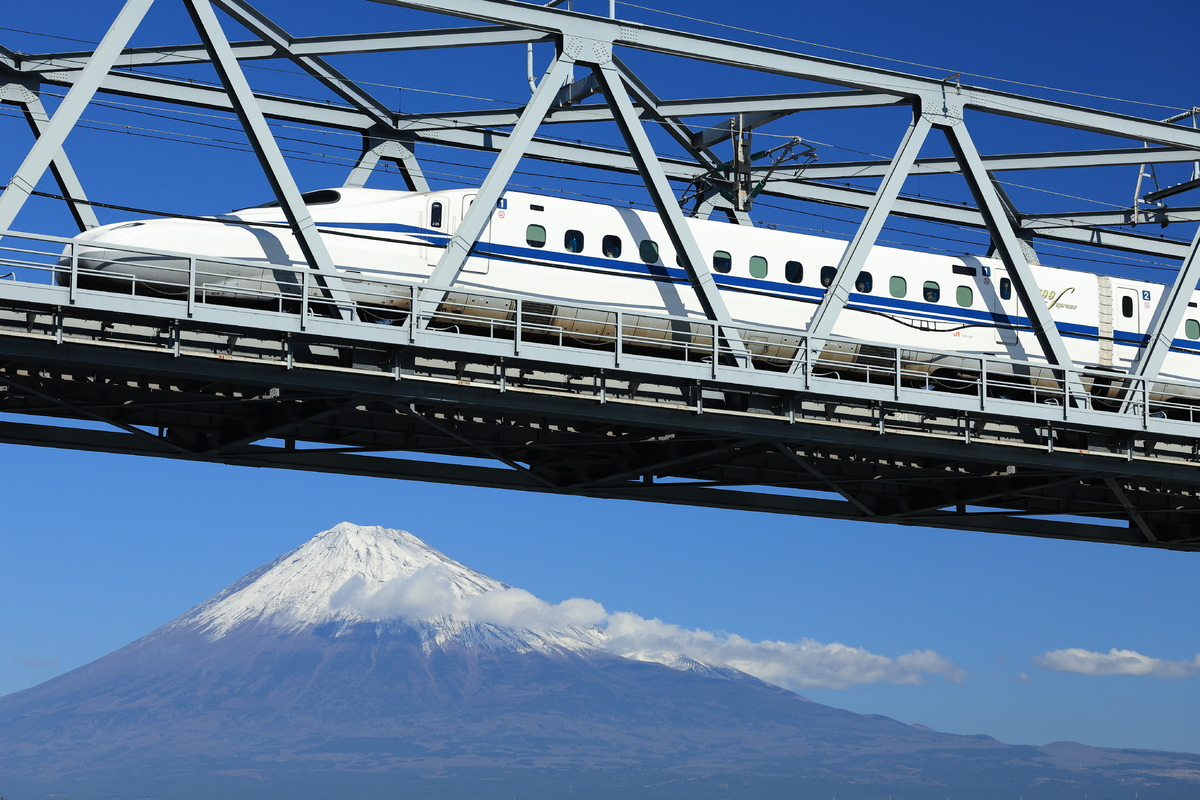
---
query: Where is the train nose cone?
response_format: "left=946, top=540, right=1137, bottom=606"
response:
left=59, top=220, right=190, bottom=292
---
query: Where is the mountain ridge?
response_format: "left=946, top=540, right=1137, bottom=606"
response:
left=2, top=521, right=1198, bottom=800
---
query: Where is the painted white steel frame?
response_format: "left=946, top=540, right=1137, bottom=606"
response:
left=1, top=0, right=1199, bottom=393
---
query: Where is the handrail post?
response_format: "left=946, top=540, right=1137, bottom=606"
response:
left=300, top=270, right=309, bottom=330
left=978, top=359, right=986, bottom=410
left=1142, top=377, right=1149, bottom=427
left=515, top=297, right=522, bottom=357
left=69, top=241, right=78, bottom=305
left=711, top=323, right=719, bottom=379
left=804, top=337, right=813, bottom=391
left=893, top=347, right=901, bottom=401
left=186, top=257, right=196, bottom=318
left=406, top=285, right=416, bottom=344
left=614, top=311, right=623, bottom=368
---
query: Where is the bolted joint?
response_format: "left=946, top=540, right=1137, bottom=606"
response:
left=0, top=81, right=40, bottom=105
left=563, top=35, right=612, bottom=66
left=921, top=95, right=964, bottom=127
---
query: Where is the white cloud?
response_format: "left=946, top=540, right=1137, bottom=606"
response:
left=330, top=566, right=965, bottom=691
left=604, top=610, right=965, bottom=690
left=1035, top=648, right=1200, bottom=678
left=331, top=567, right=607, bottom=630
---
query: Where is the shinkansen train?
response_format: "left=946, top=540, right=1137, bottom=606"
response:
left=60, top=186, right=1200, bottom=408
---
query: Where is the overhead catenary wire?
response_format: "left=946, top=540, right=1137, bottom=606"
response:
left=1, top=97, right=1188, bottom=280
left=3, top=15, right=1194, bottom=283
left=23, top=78, right=1168, bottom=223
left=618, top=3, right=1193, bottom=115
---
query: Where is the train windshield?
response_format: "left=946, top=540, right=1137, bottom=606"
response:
left=244, top=189, right=342, bottom=210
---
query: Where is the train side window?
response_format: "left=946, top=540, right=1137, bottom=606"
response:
left=713, top=250, right=732, bottom=274
left=564, top=229, right=584, bottom=253
left=602, top=235, right=622, bottom=258
left=526, top=224, right=546, bottom=248
left=855, top=271, right=873, bottom=293
left=639, top=240, right=659, bottom=264
left=999, top=277, right=1012, bottom=300
left=820, top=266, right=836, bottom=287
left=923, top=281, right=940, bottom=303
left=749, top=256, right=768, bottom=278
left=1121, top=296, right=1134, bottom=318
left=1188, top=319, right=1200, bottom=339
left=957, top=285, right=973, bottom=307
left=430, top=202, right=443, bottom=229
left=785, top=261, right=803, bottom=283
left=890, top=276, right=907, bottom=298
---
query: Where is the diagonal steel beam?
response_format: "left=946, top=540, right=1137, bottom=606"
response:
left=202, top=398, right=356, bottom=456
left=13, top=59, right=1193, bottom=260
left=942, top=118, right=1088, bottom=403
left=0, top=0, right=155, bottom=232
left=345, top=128, right=429, bottom=191
left=592, top=60, right=748, bottom=362
left=0, top=370, right=191, bottom=456
left=371, top=0, right=1200, bottom=151
left=184, top=0, right=354, bottom=319
left=1103, top=477, right=1159, bottom=543
left=805, top=108, right=930, bottom=342
left=773, top=442, right=877, bottom=517
left=610, top=55, right=721, bottom=171
left=882, top=473, right=1078, bottom=520
left=397, top=402, right=560, bottom=488
left=15, top=94, right=99, bottom=231
left=420, top=53, right=576, bottom=301
left=565, top=438, right=759, bottom=491
left=1126, top=226, right=1200, bottom=384
left=211, top=0, right=395, bottom=128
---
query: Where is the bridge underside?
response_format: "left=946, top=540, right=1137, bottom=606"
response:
left=0, top=294, right=1196, bottom=551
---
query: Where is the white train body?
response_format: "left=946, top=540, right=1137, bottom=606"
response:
left=64, top=186, right=1200, bottom=404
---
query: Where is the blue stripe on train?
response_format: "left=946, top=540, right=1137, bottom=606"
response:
left=309, top=220, right=1186, bottom=351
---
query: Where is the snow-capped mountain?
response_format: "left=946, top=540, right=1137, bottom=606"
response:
left=1, top=522, right=1198, bottom=800
left=165, top=522, right=605, bottom=655
left=175, top=522, right=507, bottom=635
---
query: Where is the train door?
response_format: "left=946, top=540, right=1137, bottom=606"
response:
left=1114, top=285, right=1144, bottom=361
left=461, top=193, right=489, bottom=275
left=989, top=270, right=1019, bottom=345
left=425, top=195, right=450, bottom=269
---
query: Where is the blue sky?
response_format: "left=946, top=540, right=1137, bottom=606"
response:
left=1, top=0, right=1199, bottom=755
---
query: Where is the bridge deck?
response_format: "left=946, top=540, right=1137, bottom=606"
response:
left=0, top=230, right=1197, bottom=550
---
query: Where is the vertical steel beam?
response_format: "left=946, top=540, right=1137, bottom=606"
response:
left=0, top=0, right=154, bottom=232
left=1126, top=227, right=1200, bottom=383
left=942, top=120, right=1088, bottom=402
left=593, top=61, right=748, bottom=362
left=18, top=95, right=100, bottom=231
left=805, top=109, right=931, bottom=341
left=423, top=54, right=576, bottom=293
left=184, top=0, right=354, bottom=318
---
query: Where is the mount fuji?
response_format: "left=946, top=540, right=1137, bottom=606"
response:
left=1, top=522, right=1198, bottom=800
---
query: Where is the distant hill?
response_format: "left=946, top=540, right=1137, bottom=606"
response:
left=2, top=522, right=1197, bottom=799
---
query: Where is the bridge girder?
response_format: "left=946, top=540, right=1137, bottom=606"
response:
left=2, top=0, right=1200, bottom=547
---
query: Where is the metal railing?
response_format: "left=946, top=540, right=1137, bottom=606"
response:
left=4, top=229, right=1200, bottom=432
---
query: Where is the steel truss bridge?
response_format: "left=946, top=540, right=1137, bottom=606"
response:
left=1, top=0, right=1200, bottom=550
